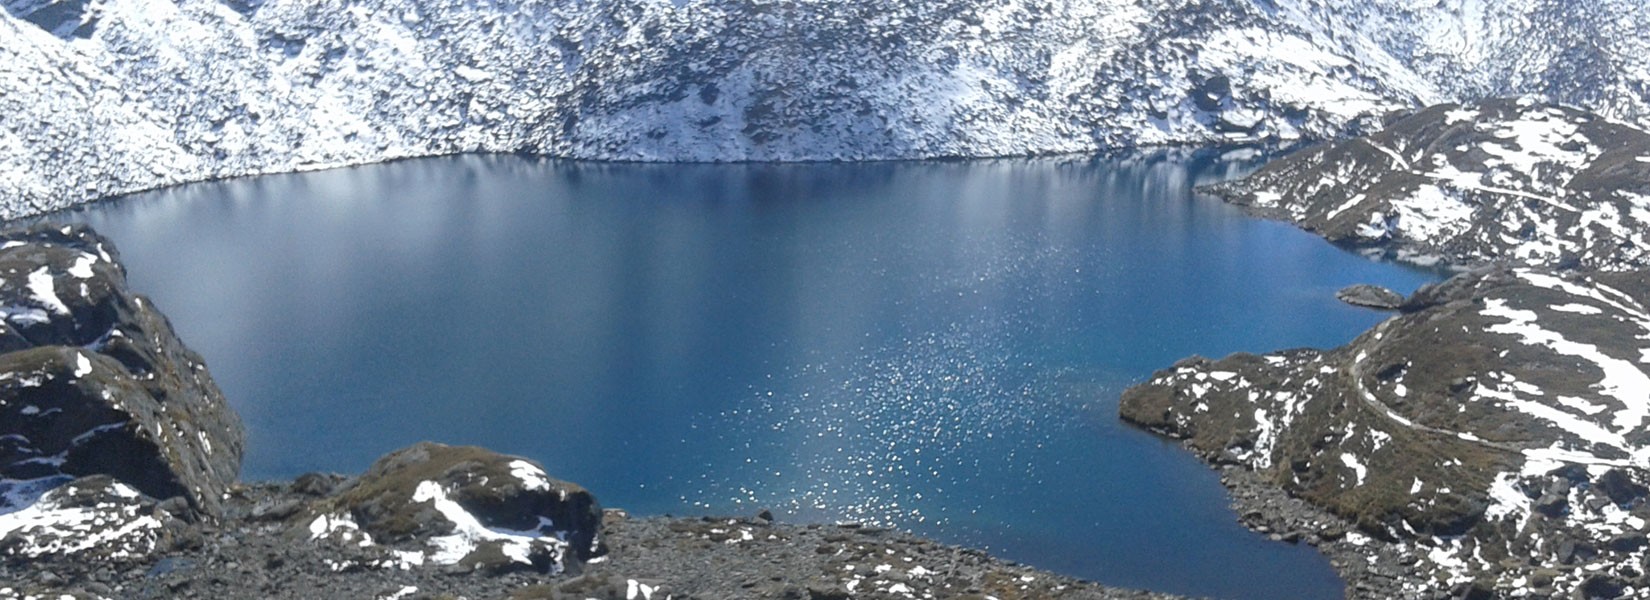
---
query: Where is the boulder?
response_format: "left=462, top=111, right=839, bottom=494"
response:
left=1335, top=284, right=1405, bottom=310
left=1594, top=469, right=1648, bottom=506
left=0, top=225, right=244, bottom=516
left=301, top=442, right=603, bottom=575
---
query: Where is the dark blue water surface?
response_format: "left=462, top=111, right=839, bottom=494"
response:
left=46, top=151, right=1437, bottom=599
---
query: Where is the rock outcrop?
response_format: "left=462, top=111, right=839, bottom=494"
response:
left=1209, top=99, right=1650, bottom=270
left=2, top=0, right=1648, bottom=219
left=0, top=225, right=244, bottom=519
left=300, top=442, right=603, bottom=576
left=1122, top=265, right=1650, bottom=597
left=1336, top=284, right=1405, bottom=310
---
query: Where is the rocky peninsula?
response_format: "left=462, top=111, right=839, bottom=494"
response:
left=1120, top=101, right=1650, bottom=598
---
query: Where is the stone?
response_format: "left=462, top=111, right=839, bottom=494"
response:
left=1576, top=574, right=1626, bottom=599
left=1607, top=532, right=1647, bottom=553
left=1594, top=469, right=1648, bottom=506
left=289, top=473, right=347, bottom=497
left=1336, top=284, right=1406, bottom=310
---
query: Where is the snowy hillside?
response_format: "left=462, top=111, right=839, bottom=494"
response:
left=0, top=0, right=1646, bottom=218
left=1211, top=99, right=1650, bottom=270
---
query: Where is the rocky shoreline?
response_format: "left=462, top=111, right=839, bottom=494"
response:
left=6, top=447, right=1178, bottom=600
left=1116, top=101, right=1650, bottom=599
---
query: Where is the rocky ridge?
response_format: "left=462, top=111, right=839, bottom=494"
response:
left=1, top=0, right=1647, bottom=219
left=1208, top=98, right=1650, bottom=271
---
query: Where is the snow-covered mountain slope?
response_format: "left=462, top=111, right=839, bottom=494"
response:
left=1210, top=99, right=1650, bottom=271
left=1267, top=0, right=1650, bottom=131
left=1122, top=265, right=1650, bottom=597
left=1, top=0, right=1646, bottom=219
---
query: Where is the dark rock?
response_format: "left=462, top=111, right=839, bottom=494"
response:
left=807, top=584, right=851, bottom=600
left=1607, top=532, right=1647, bottom=553
left=1557, top=539, right=1597, bottom=565
left=1576, top=574, right=1626, bottom=599
left=1594, top=469, right=1648, bottom=506
left=0, top=225, right=244, bottom=517
left=1448, top=580, right=1493, bottom=600
left=1535, top=478, right=1573, bottom=518
left=1336, top=284, right=1406, bottom=310
left=289, top=472, right=347, bottom=497
left=157, top=496, right=192, bottom=519
left=1550, top=463, right=1591, bottom=483
left=1535, top=490, right=1570, bottom=518
left=248, top=498, right=302, bottom=522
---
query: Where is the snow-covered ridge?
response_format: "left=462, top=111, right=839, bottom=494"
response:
left=1121, top=265, right=1650, bottom=597
left=1, top=0, right=1646, bottom=219
left=1212, top=98, right=1650, bottom=271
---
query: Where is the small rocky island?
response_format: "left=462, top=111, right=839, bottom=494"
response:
left=0, top=225, right=1172, bottom=599
left=1121, top=100, right=1650, bottom=599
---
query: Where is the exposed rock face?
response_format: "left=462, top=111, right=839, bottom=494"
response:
left=0, top=225, right=245, bottom=517
left=1336, top=283, right=1405, bottom=310
left=1, top=0, right=1647, bottom=219
left=1121, top=265, right=1650, bottom=597
left=301, top=442, right=603, bottom=575
left=1210, top=99, right=1650, bottom=270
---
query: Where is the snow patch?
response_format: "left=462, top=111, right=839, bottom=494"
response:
left=410, top=480, right=566, bottom=568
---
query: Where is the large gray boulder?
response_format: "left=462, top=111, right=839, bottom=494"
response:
left=0, top=224, right=244, bottom=517
left=1335, top=283, right=1405, bottom=310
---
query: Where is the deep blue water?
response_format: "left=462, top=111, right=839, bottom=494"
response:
left=46, top=151, right=1438, bottom=599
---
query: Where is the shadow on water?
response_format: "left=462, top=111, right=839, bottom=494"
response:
left=35, top=149, right=1441, bottom=599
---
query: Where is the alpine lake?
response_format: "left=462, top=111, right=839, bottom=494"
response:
left=41, top=149, right=1441, bottom=599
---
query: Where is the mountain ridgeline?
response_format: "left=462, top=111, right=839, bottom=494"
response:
left=0, top=0, right=1647, bottom=218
